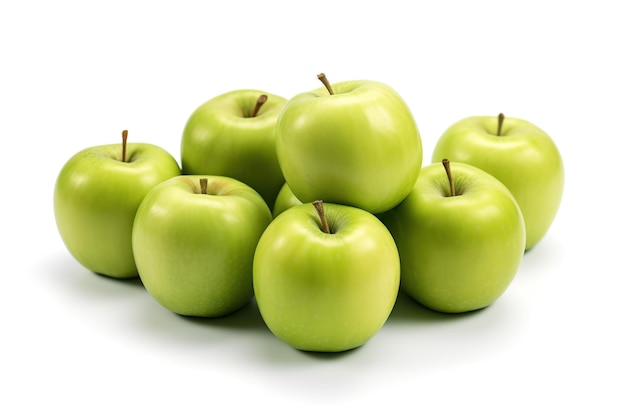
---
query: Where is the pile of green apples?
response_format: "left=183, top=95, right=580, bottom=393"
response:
left=53, top=73, right=564, bottom=353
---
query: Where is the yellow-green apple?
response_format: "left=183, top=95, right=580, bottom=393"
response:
left=432, top=113, right=564, bottom=250
left=181, top=89, right=287, bottom=208
left=275, top=73, right=422, bottom=214
left=253, top=200, right=400, bottom=352
left=271, top=182, right=302, bottom=218
left=132, top=175, right=273, bottom=317
left=53, top=130, right=181, bottom=278
left=380, top=160, right=525, bottom=313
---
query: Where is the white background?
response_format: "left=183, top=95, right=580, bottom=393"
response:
left=2, top=1, right=624, bottom=415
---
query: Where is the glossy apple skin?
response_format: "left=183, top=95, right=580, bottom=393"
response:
left=276, top=80, right=422, bottom=214
left=253, top=202, right=400, bottom=352
left=181, top=89, right=287, bottom=208
left=271, top=182, right=302, bottom=218
left=53, top=143, right=181, bottom=278
left=133, top=175, right=273, bottom=317
left=380, top=162, right=525, bottom=313
left=432, top=115, right=564, bottom=250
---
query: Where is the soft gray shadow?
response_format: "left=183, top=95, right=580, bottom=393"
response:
left=39, top=251, right=146, bottom=299
left=42, top=252, right=268, bottom=334
left=387, top=288, right=487, bottom=325
left=518, top=233, right=566, bottom=277
left=177, top=296, right=267, bottom=332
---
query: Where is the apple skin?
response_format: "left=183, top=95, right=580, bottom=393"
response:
left=275, top=79, right=422, bottom=214
left=53, top=142, right=181, bottom=278
left=253, top=202, right=400, bottom=352
left=432, top=115, right=564, bottom=250
left=132, top=175, right=273, bottom=317
left=180, top=89, right=287, bottom=208
left=380, top=161, right=525, bottom=313
left=271, top=182, right=302, bottom=218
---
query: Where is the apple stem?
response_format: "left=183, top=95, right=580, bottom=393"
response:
left=313, top=200, right=331, bottom=234
left=317, top=73, right=335, bottom=95
left=250, top=94, right=268, bottom=117
left=497, top=113, right=505, bottom=136
left=442, top=159, right=456, bottom=197
left=199, top=178, right=208, bottom=194
left=121, top=130, right=128, bottom=162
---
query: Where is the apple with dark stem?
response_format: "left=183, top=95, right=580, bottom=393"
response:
left=181, top=89, right=287, bottom=208
left=380, top=159, right=525, bottom=313
left=275, top=73, right=422, bottom=214
left=133, top=175, right=273, bottom=317
left=432, top=113, right=564, bottom=250
left=54, top=130, right=181, bottom=278
left=253, top=200, right=400, bottom=352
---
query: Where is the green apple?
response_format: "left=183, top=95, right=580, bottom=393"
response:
left=275, top=73, right=422, bottom=214
left=271, top=182, right=302, bottom=218
left=181, top=89, right=287, bottom=207
left=53, top=130, right=181, bottom=278
left=432, top=113, right=564, bottom=250
left=253, top=200, right=400, bottom=352
left=380, top=160, right=525, bottom=313
left=133, top=175, right=273, bottom=317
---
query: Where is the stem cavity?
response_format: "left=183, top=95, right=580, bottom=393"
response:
left=317, top=73, right=335, bottom=95
left=121, top=130, right=128, bottom=162
left=250, top=94, right=268, bottom=117
left=497, top=113, right=505, bottom=136
left=313, top=200, right=331, bottom=234
left=442, top=159, right=456, bottom=197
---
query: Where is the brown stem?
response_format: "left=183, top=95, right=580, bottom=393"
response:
left=497, top=113, right=505, bottom=136
left=250, top=94, right=268, bottom=117
left=121, top=130, right=128, bottom=162
left=199, top=178, right=208, bottom=194
left=317, top=73, right=334, bottom=95
left=313, top=200, right=331, bottom=234
left=442, top=159, right=456, bottom=197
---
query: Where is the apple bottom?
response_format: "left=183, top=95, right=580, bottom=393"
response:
left=400, top=244, right=520, bottom=314
left=389, top=213, right=524, bottom=313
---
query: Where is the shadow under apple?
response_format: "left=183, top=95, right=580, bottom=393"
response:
left=387, top=289, right=487, bottom=325
left=40, top=252, right=146, bottom=301
left=176, top=296, right=267, bottom=332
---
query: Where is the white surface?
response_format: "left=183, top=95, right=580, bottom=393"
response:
left=2, top=1, right=624, bottom=416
